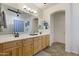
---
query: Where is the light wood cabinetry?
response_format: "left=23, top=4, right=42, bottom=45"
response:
left=23, top=38, right=33, bottom=56
left=0, top=35, right=49, bottom=56
left=0, top=44, right=3, bottom=56
left=41, top=35, right=49, bottom=49
left=33, top=35, right=49, bottom=54
left=33, top=37, right=42, bottom=54
left=45, top=35, right=49, bottom=47
left=3, top=46, right=22, bottom=56
left=2, top=41, right=17, bottom=49
left=2, top=40, right=23, bottom=56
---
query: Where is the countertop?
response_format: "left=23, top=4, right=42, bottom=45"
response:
left=0, top=33, right=50, bottom=43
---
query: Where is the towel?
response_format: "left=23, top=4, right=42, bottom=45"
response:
left=1, top=11, right=7, bottom=28
left=0, top=11, right=1, bottom=25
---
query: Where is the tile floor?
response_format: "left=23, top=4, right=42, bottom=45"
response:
left=35, top=42, right=79, bottom=56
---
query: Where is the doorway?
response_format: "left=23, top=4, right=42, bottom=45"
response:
left=50, top=11, right=65, bottom=45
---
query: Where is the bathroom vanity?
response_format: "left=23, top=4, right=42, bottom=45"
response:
left=0, top=34, right=49, bottom=56
left=0, top=4, right=50, bottom=56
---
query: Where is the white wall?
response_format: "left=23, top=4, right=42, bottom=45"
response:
left=43, top=3, right=79, bottom=54
left=43, top=3, right=72, bottom=53
left=43, top=4, right=66, bottom=45
left=50, top=14, right=54, bottom=45
left=70, top=3, right=79, bottom=54
left=54, top=11, right=65, bottom=44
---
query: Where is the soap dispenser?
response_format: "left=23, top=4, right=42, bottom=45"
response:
left=14, top=32, right=19, bottom=37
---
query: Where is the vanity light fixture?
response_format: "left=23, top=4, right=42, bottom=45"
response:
left=23, top=5, right=37, bottom=14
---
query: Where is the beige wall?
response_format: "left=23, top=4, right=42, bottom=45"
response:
left=54, top=11, right=65, bottom=44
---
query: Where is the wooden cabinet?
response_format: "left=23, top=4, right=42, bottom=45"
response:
left=2, top=40, right=22, bottom=56
left=45, top=35, right=49, bottom=47
left=2, top=41, right=17, bottom=49
left=41, top=36, right=46, bottom=49
left=33, top=35, right=49, bottom=54
left=33, top=37, right=42, bottom=54
left=37, top=37, right=42, bottom=51
left=2, top=46, right=22, bottom=56
left=41, top=35, right=49, bottom=49
left=3, top=47, right=16, bottom=56
left=0, top=35, right=49, bottom=56
left=0, top=44, right=3, bottom=56
left=23, top=38, right=33, bottom=56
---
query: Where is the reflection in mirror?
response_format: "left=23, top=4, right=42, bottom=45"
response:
left=32, top=18, right=38, bottom=33
left=0, top=4, right=37, bottom=35
left=43, top=21, right=48, bottom=29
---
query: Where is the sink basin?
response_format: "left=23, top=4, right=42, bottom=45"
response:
left=30, top=34, right=38, bottom=36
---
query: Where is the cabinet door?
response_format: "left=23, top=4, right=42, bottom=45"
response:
left=14, top=46, right=23, bottom=56
left=45, top=35, right=49, bottom=47
left=41, top=35, right=49, bottom=49
left=23, top=38, right=33, bottom=56
left=0, top=44, right=3, bottom=53
left=17, top=46, right=23, bottom=56
left=3, top=46, right=22, bottom=56
left=34, top=37, right=38, bottom=54
left=3, top=48, right=13, bottom=56
left=34, top=37, right=42, bottom=54
left=16, top=40, right=23, bottom=56
left=37, top=37, right=42, bottom=51
left=23, top=44, right=33, bottom=56
left=41, top=36, right=46, bottom=49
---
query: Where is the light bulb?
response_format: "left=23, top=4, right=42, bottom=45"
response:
left=27, top=8, right=31, bottom=11
left=23, top=5, right=28, bottom=9
left=34, top=11, right=37, bottom=13
left=30, top=10, right=34, bottom=13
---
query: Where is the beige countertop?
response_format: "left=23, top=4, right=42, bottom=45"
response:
left=0, top=33, right=50, bottom=43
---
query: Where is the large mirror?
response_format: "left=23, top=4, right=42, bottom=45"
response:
left=0, top=4, right=38, bottom=35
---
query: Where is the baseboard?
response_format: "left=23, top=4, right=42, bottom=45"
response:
left=71, top=50, right=79, bottom=54
left=66, top=48, right=79, bottom=55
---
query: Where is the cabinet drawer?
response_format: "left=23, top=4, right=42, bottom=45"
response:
left=3, top=41, right=17, bottom=49
left=23, top=38, right=33, bottom=46
left=16, top=40, right=22, bottom=46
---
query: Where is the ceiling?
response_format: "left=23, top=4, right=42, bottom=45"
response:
left=25, top=3, right=56, bottom=10
left=3, top=3, right=56, bottom=11
left=34, top=3, right=56, bottom=9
